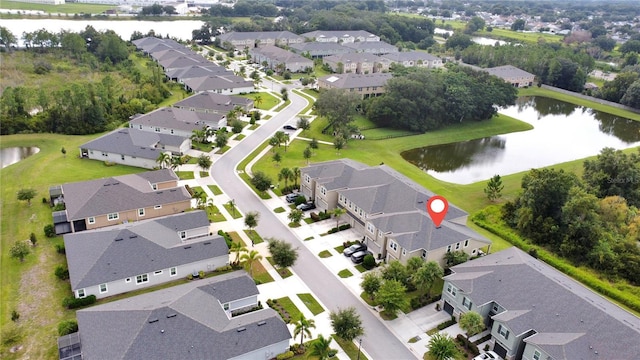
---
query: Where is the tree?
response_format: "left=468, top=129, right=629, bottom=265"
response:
left=329, top=307, right=364, bottom=341
left=293, top=314, right=316, bottom=346
left=215, top=130, right=229, bottom=149
left=376, top=280, right=408, bottom=316
left=278, top=167, right=293, bottom=188
left=17, top=188, right=36, bottom=206
left=292, top=167, right=300, bottom=188
left=253, top=95, right=263, bottom=108
left=156, top=152, right=171, bottom=169
left=583, top=148, right=640, bottom=208
left=269, top=136, right=280, bottom=150
left=0, top=26, right=17, bottom=51
left=444, top=250, right=469, bottom=267
left=309, top=334, right=333, bottom=360
left=331, top=207, right=346, bottom=229
left=244, top=211, right=259, bottom=232
left=381, top=260, right=409, bottom=287
left=272, top=152, right=282, bottom=167
left=61, top=147, right=67, bottom=158
left=197, top=154, right=212, bottom=173
left=309, top=138, right=319, bottom=153
left=288, top=209, right=304, bottom=225
left=280, top=87, right=289, bottom=101
left=464, top=16, right=485, bottom=34
left=459, top=311, right=484, bottom=344
left=251, top=171, right=272, bottom=192
left=334, top=135, right=346, bottom=153
left=297, top=116, right=311, bottom=131
left=406, top=257, right=425, bottom=274
left=511, top=19, right=526, bottom=31
left=360, top=272, right=382, bottom=300
left=96, top=32, right=128, bottom=64
left=229, top=241, right=247, bottom=265
left=240, top=250, right=262, bottom=277
left=10, top=241, right=30, bottom=262
left=267, top=238, right=299, bottom=268
left=303, top=146, right=312, bottom=164
left=621, top=80, right=640, bottom=111
left=427, top=333, right=458, bottom=360
left=411, top=261, right=444, bottom=298
left=314, top=88, right=361, bottom=135
left=484, top=174, right=504, bottom=202
left=170, top=155, right=184, bottom=170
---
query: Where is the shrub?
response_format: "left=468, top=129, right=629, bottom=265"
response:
left=62, top=295, right=96, bottom=309
left=55, top=265, right=70, bottom=280
left=310, top=212, right=320, bottom=221
left=53, top=203, right=65, bottom=211
left=319, top=211, right=331, bottom=220
left=362, top=254, right=376, bottom=269
left=436, top=316, right=456, bottom=330
left=338, top=224, right=351, bottom=231
left=58, top=320, right=79, bottom=336
left=215, top=264, right=233, bottom=272
left=55, top=243, right=66, bottom=254
left=187, top=274, right=193, bottom=280
left=328, top=349, right=338, bottom=357
left=455, top=334, right=479, bottom=355
left=276, top=351, right=294, bottom=360
left=11, top=310, right=19, bottom=322
left=30, top=232, right=37, bottom=246
left=42, top=197, right=48, bottom=204
left=294, top=195, right=307, bottom=206
left=44, top=224, right=56, bottom=238
left=199, top=270, right=205, bottom=278
left=327, top=227, right=338, bottom=234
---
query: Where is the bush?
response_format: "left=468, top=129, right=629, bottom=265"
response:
left=276, top=351, right=295, bottom=360
left=437, top=316, right=456, bottom=330
left=58, top=320, right=79, bottom=336
left=338, top=224, right=351, bottom=231
left=455, top=334, right=479, bottom=355
left=310, top=212, right=320, bottom=221
left=44, top=224, right=56, bottom=238
left=42, top=197, right=48, bottom=204
left=55, top=265, right=70, bottom=280
left=55, top=243, right=66, bottom=254
left=29, top=232, right=37, bottom=246
left=11, top=310, right=19, bottom=322
left=328, top=349, right=338, bottom=357
left=362, top=254, right=376, bottom=269
left=199, top=270, right=205, bottom=278
left=53, top=203, right=65, bottom=211
left=62, top=295, right=97, bottom=309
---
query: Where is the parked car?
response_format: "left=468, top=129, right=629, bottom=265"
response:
left=285, top=193, right=301, bottom=203
left=296, top=202, right=316, bottom=211
left=283, top=125, right=297, bottom=131
left=472, top=351, right=502, bottom=360
left=351, top=251, right=372, bottom=264
left=343, top=243, right=367, bottom=257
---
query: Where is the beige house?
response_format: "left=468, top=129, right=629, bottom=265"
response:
left=216, top=31, right=303, bottom=50
left=300, top=160, right=491, bottom=267
left=485, top=65, right=535, bottom=87
left=323, top=53, right=387, bottom=74
left=381, top=51, right=444, bottom=68
left=317, top=73, right=392, bottom=99
left=249, top=45, right=314, bottom=73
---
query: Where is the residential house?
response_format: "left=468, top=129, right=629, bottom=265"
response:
left=132, top=37, right=183, bottom=55
left=301, top=30, right=380, bottom=43
left=149, top=48, right=201, bottom=63
left=158, top=55, right=209, bottom=72
left=68, top=271, right=291, bottom=360
left=317, top=73, right=392, bottom=98
left=441, top=247, right=640, bottom=360
left=289, top=42, right=354, bottom=59
left=165, top=64, right=231, bottom=84
left=342, top=40, right=399, bottom=56
left=300, top=160, right=490, bottom=266
left=183, top=74, right=255, bottom=95
left=79, top=128, right=190, bottom=170
left=129, top=106, right=227, bottom=137
left=323, top=53, right=388, bottom=74
left=64, top=211, right=228, bottom=299
left=173, top=92, right=254, bottom=115
left=249, top=45, right=314, bottom=73
left=381, top=51, right=443, bottom=68
left=485, top=65, right=535, bottom=87
left=217, top=31, right=303, bottom=50
left=50, top=169, right=191, bottom=234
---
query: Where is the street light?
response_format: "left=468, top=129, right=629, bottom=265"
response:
left=357, top=338, right=362, bottom=360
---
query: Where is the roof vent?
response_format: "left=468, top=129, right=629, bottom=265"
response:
left=129, top=235, right=138, bottom=239
left=184, top=246, right=192, bottom=249
left=170, top=189, right=177, bottom=192
left=166, top=313, right=177, bottom=318
left=115, top=238, right=123, bottom=242
left=148, top=318, right=159, bottom=323
left=157, top=191, right=163, bottom=194
left=104, top=183, right=111, bottom=186
left=257, top=321, right=266, bottom=326
left=237, top=327, right=246, bottom=332
left=203, top=242, right=211, bottom=245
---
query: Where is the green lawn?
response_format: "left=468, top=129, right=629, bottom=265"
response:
left=334, top=245, right=345, bottom=254
left=274, top=206, right=286, bottom=213
left=338, top=269, right=353, bottom=278
left=0, top=0, right=115, bottom=13
left=266, top=257, right=293, bottom=278
left=223, top=202, right=242, bottom=219
left=297, top=293, right=324, bottom=315
left=208, top=185, right=223, bottom=195
left=206, top=205, right=226, bottom=223
left=252, top=260, right=275, bottom=285
left=199, top=171, right=209, bottom=178
left=234, top=134, right=246, bottom=141
left=274, top=296, right=302, bottom=322
left=332, top=335, right=369, bottom=360
left=176, top=171, right=194, bottom=180
left=191, top=141, right=213, bottom=152
left=215, top=145, right=231, bottom=154
left=318, top=250, right=332, bottom=258
left=239, top=92, right=280, bottom=111
left=244, top=229, right=264, bottom=244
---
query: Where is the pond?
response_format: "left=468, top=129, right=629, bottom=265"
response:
left=434, top=28, right=508, bottom=46
left=401, top=97, right=640, bottom=184
left=1, top=147, right=40, bottom=169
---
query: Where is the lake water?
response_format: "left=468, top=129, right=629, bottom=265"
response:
left=434, top=28, right=508, bottom=46
left=1, top=147, right=40, bottom=169
left=0, top=19, right=204, bottom=45
left=401, top=97, right=640, bottom=184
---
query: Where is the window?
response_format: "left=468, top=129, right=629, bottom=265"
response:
left=402, top=248, right=406, bottom=256
left=99, top=283, right=108, bottom=294
left=464, top=239, right=469, bottom=247
left=107, top=213, right=119, bottom=221
left=77, top=289, right=86, bottom=298
left=101, top=152, right=108, bottom=157
left=170, top=129, right=174, bottom=134
left=367, top=223, right=374, bottom=233
left=455, top=242, right=461, bottom=250
left=179, top=231, right=186, bottom=240
left=139, top=124, right=143, bottom=130
left=155, top=127, right=160, bottom=132
left=422, top=250, right=427, bottom=258
left=533, top=350, right=541, bottom=360
left=305, top=175, right=310, bottom=183
left=121, top=155, right=125, bottom=161
left=223, top=303, right=229, bottom=311
left=389, top=241, right=397, bottom=251
left=152, top=183, right=157, bottom=190
left=446, top=284, right=457, bottom=296
left=462, top=297, right=472, bottom=310
left=320, top=187, right=326, bottom=195
left=154, top=270, right=163, bottom=275
left=138, top=208, right=145, bottom=217
left=136, top=274, right=149, bottom=284
left=339, top=194, right=344, bottom=203
left=170, top=267, right=177, bottom=277
left=497, top=324, right=509, bottom=339
left=88, top=217, right=95, bottom=224
left=154, top=205, right=162, bottom=209
left=446, top=245, right=452, bottom=253
left=125, top=278, right=131, bottom=283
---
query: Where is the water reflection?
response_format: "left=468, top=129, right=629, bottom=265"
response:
left=1, top=147, right=40, bottom=169
left=402, top=97, right=640, bottom=184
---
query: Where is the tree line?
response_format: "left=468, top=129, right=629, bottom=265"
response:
left=502, top=148, right=640, bottom=285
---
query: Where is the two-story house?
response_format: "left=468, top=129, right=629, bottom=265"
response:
left=300, top=160, right=490, bottom=266
left=342, top=40, right=399, bottom=56
left=64, top=211, right=228, bottom=299
left=217, top=31, right=303, bottom=50
left=289, top=42, right=355, bottom=59
left=323, top=53, right=387, bottom=74
left=301, top=30, right=380, bottom=43
left=381, top=51, right=444, bottom=68
left=317, top=73, right=393, bottom=99
left=62, top=271, right=291, bottom=360
left=485, top=65, right=535, bottom=87
left=183, top=74, right=255, bottom=95
left=440, top=247, right=640, bottom=360
left=249, top=45, right=314, bottom=73
left=50, top=169, right=191, bottom=234
left=173, top=92, right=254, bottom=115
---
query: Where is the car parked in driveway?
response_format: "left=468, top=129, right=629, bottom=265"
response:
left=285, top=193, right=302, bottom=203
left=283, top=125, right=297, bottom=131
left=296, top=202, right=316, bottom=211
left=343, top=243, right=367, bottom=257
left=472, top=351, right=502, bottom=360
left=351, top=250, right=372, bottom=264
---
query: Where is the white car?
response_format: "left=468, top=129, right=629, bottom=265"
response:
left=472, top=351, right=502, bottom=360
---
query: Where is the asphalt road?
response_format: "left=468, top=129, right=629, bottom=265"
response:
left=211, top=87, right=419, bottom=360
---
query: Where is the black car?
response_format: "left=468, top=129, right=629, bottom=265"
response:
left=351, top=251, right=372, bottom=264
left=296, top=202, right=316, bottom=211
left=283, top=125, right=297, bottom=131
left=343, top=243, right=367, bottom=257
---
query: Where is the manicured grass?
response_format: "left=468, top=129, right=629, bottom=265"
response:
left=379, top=310, right=398, bottom=320
left=304, top=236, right=314, bottom=241
left=334, top=245, right=345, bottom=253
left=289, top=222, right=302, bottom=228
left=186, top=156, right=199, bottom=164
left=244, top=229, right=264, bottom=244
left=274, top=99, right=292, bottom=112
left=303, top=217, right=314, bottom=224
left=252, top=260, right=275, bottom=285
left=249, top=124, right=260, bottom=130
left=239, top=92, right=280, bottom=111
left=199, top=171, right=209, bottom=178
left=234, top=134, right=246, bottom=141
left=191, top=141, right=213, bottom=152
left=0, top=0, right=115, bottom=13
left=274, top=206, right=286, bottom=213
left=1, top=133, right=143, bottom=359
left=332, top=335, right=369, bottom=360
left=206, top=205, right=226, bottom=223
left=318, top=250, right=332, bottom=258
left=238, top=171, right=272, bottom=199
left=338, top=269, right=353, bottom=278
left=223, top=202, right=242, bottom=219
left=190, top=186, right=203, bottom=195
left=297, top=293, right=324, bottom=315
left=477, top=28, right=562, bottom=44
left=215, top=145, right=231, bottom=154
left=274, top=296, right=302, bottom=322
left=354, top=264, right=367, bottom=273
left=208, top=185, right=223, bottom=195
left=292, top=89, right=315, bottom=115
left=176, top=171, right=194, bottom=180
left=266, top=257, right=293, bottom=278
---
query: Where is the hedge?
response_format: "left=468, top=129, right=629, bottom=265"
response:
left=62, top=295, right=97, bottom=309
left=455, top=334, right=479, bottom=356
left=58, top=320, right=78, bottom=336
left=276, top=351, right=294, bottom=360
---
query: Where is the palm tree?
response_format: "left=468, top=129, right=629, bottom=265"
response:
left=292, top=167, right=300, bottom=188
left=293, top=314, right=316, bottom=346
left=229, top=241, right=247, bottom=265
left=170, top=155, right=184, bottom=170
left=240, top=250, right=262, bottom=277
left=428, top=333, right=457, bottom=360
left=198, top=154, right=212, bottom=172
left=309, top=334, right=333, bottom=360
left=278, top=167, right=293, bottom=188
left=332, top=207, right=346, bottom=229
left=156, top=152, right=171, bottom=169
left=253, top=94, right=263, bottom=108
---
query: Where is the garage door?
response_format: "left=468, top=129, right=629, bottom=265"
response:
left=493, top=342, right=508, bottom=359
left=443, top=301, right=454, bottom=315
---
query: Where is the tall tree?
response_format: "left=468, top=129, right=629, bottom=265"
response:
left=381, top=260, right=409, bottom=287
left=240, top=250, right=262, bottom=277
left=331, top=207, right=346, bottom=229
left=428, top=333, right=458, bottom=360
left=17, top=188, right=36, bottom=206
left=244, top=211, right=259, bottom=231
left=309, top=334, right=333, bottom=360
left=411, top=261, right=444, bottom=298
left=484, top=174, right=504, bottom=202
left=251, top=171, right=272, bottom=192
left=0, top=26, right=17, bottom=51
left=583, top=147, right=640, bottom=207
left=376, top=279, right=408, bottom=316
left=303, top=146, right=312, bottom=164
left=197, top=154, right=212, bottom=173
left=293, top=314, right=316, bottom=346
left=314, top=88, right=361, bottom=135
left=267, top=238, right=299, bottom=268
left=229, top=241, right=247, bottom=265
left=329, top=307, right=364, bottom=341
left=156, top=152, right=171, bottom=169
left=278, top=167, right=293, bottom=188
left=288, top=209, right=304, bottom=225
left=459, top=311, right=484, bottom=344
left=360, top=272, right=382, bottom=301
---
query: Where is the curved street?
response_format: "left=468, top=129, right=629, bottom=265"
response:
left=210, top=84, right=419, bottom=360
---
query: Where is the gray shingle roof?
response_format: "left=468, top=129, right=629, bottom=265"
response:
left=158, top=55, right=208, bottom=70
left=342, top=40, right=398, bottom=53
left=446, top=247, right=640, bottom=360
left=319, top=73, right=392, bottom=89
left=324, top=52, right=383, bottom=64
left=183, top=75, right=254, bottom=92
left=129, top=107, right=223, bottom=131
left=77, top=271, right=291, bottom=360
left=61, top=169, right=190, bottom=220
left=80, top=128, right=186, bottom=159
left=64, top=211, right=226, bottom=289
left=217, top=31, right=302, bottom=43
left=173, top=92, right=253, bottom=112
left=301, top=30, right=379, bottom=41
left=165, top=64, right=231, bottom=81
left=381, top=51, right=440, bottom=62
left=150, top=48, right=199, bottom=62
left=250, top=45, right=314, bottom=64
left=290, top=41, right=355, bottom=54
left=485, top=65, right=534, bottom=79
left=132, top=37, right=182, bottom=53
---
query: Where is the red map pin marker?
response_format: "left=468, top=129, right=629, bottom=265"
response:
left=427, top=195, right=448, bottom=228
